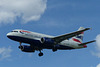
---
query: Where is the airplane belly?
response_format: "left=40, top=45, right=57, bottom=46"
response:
left=7, top=35, right=41, bottom=44
left=56, top=45, right=75, bottom=50
left=55, top=41, right=76, bottom=50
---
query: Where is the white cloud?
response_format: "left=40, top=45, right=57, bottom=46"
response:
left=0, top=47, right=12, bottom=60
left=96, top=34, right=100, bottom=51
left=92, top=34, right=100, bottom=58
left=97, top=63, right=100, bottom=67
left=92, top=52, right=100, bottom=58
left=0, top=0, right=47, bottom=24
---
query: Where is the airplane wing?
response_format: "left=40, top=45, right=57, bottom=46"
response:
left=52, top=28, right=91, bottom=43
left=78, top=40, right=96, bottom=46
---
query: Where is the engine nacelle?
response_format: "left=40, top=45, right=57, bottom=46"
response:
left=41, top=37, right=55, bottom=45
left=18, top=45, right=35, bottom=52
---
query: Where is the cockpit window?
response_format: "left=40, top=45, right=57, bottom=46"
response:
left=11, top=31, right=18, bottom=32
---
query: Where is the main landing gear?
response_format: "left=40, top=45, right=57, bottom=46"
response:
left=38, top=50, right=43, bottom=57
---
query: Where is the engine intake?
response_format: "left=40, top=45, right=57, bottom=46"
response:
left=41, top=37, right=55, bottom=45
left=18, top=45, right=35, bottom=52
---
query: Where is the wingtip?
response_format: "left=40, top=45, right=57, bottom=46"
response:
left=93, top=40, right=96, bottom=42
left=78, top=27, right=92, bottom=31
left=86, top=28, right=92, bottom=30
left=89, top=28, right=92, bottom=30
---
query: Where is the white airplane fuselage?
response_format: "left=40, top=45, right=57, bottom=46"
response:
left=7, top=29, right=85, bottom=51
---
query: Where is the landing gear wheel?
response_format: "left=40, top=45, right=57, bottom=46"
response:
left=38, top=53, right=43, bottom=57
left=18, top=46, right=23, bottom=49
left=18, top=42, right=23, bottom=50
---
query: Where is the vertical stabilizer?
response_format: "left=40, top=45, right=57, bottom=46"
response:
left=71, top=27, right=85, bottom=44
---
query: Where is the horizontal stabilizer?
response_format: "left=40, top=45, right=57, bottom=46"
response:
left=79, top=40, right=96, bottom=46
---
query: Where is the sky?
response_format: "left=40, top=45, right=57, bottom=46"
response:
left=0, top=0, right=100, bottom=67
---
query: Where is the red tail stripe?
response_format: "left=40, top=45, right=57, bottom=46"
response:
left=72, top=38, right=82, bottom=44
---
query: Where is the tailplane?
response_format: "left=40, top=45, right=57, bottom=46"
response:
left=69, top=27, right=95, bottom=48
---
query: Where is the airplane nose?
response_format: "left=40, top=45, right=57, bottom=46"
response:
left=7, top=33, right=10, bottom=36
left=7, top=32, right=15, bottom=40
left=7, top=33, right=12, bottom=38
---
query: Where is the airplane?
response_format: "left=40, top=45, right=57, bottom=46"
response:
left=7, top=27, right=95, bottom=57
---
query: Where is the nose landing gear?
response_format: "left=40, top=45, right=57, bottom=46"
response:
left=38, top=50, right=43, bottom=57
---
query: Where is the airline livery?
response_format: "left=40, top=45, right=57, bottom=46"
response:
left=7, top=27, right=95, bottom=56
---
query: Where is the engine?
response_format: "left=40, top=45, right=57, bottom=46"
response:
left=18, top=45, right=35, bottom=52
left=41, top=37, right=55, bottom=45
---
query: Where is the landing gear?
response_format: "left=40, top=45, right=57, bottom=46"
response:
left=18, top=42, right=21, bottom=49
left=19, top=42, right=22, bottom=47
left=52, top=45, right=57, bottom=52
left=18, top=42, right=23, bottom=50
left=38, top=50, right=43, bottom=57
left=38, top=52, right=43, bottom=56
left=52, top=48, right=57, bottom=52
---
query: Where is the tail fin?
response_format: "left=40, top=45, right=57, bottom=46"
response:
left=71, top=27, right=85, bottom=44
